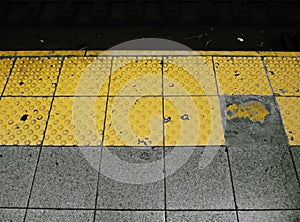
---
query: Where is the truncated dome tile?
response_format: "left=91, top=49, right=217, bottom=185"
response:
left=0, top=58, right=14, bottom=94
left=104, top=97, right=163, bottom=146
left=109, top=57, right=163, bottom=96
left=164, top=96, right=224, bottom=146
left=276, top=97, right=300, bottom=146
left=0, top=97, right=51, bottom=145
left=164, top=56, right=217, bottom=95
left=214, top=56, right=272, bottom=95
left=4, top=57, right=62, bottom=96
left=44, top=97, right=107, bottom=146
left=265, top=57, right=300, bottom=96
left=56, top=57, right=112, bottom=96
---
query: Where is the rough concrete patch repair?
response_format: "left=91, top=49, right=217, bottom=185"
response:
left=226, top=101, right=269, bottom=123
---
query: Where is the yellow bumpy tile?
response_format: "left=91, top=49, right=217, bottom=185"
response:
left=163, top=56, right=217, bottom=95
left=109, top=57, right=163, bottom=96
left=0, top=58, right=14, bottom=94
left=214, top=56, right=272, bottom=95
left=0, top=97, right=52, bottom=145
left=4, top=57, right=62, bottom=96
left=104, top=97, right=163, bottom=146
left=164, top=96, right=224, bottom=146
left=276, top=97, right=300, bottom=146
left=44, top=97, right=107, bottom=146
left=56, top=57, right=112, bottom=96
left=264, top=57, right=300, bottom=96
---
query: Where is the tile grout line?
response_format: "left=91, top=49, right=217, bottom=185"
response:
left=0, top=57, right=17, bottom=98
left=22, top=56, right=65, bottom=222
left=3, top=205, right=300, bottom=211
left=161, top=56, right=168, bottom=222
left=261, top=57, right=275, bottom=96
left=211, top=56, right=227, bottom=142
left=92, top=57, right=114, bottom=222
left=225, top=146, right=240, bottom=222
left=262, top=57, right=300, bottom=186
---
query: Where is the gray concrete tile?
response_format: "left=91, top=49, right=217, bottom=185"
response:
left=291, top=147, right=300, bottom=177
left=223, top=95, right=300, bottom=209
left=165, top=146, right=235, bottom=209
left=0, top=146, right=39, bottom=207
left=239, top=210, right=300, bottom=222
left=0, top=209, right=25, bottom=222
left=222, top=95, right=287, bottom=147
left=229, top=145, right=300, bottom=209
left=29, top=146, right=100, bottom=208
left=167, top=211, right=237, bottom=222
left=95, top=210, right=165, bottom=222
left=25, top=209, right=94, bottom=222
left=97, top=147, right=164, bottom=209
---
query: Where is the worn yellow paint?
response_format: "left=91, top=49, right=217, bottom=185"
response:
left=104, top=96, right=163, bottom=146
left=164, top=96, right=224, bottom=146
left=0, top=97, right=52, bottom=145
left=276, top=97, right=300, bottom=146
left=226, top=102, right=269, bottom=123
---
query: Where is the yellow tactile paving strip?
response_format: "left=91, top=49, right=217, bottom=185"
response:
left=0, top=58, right=14, bottom=94
left=0, top=97, right=51, bottom=145
left=4, top=57, right=62, bottom=96
left=109, top=57, right=163, bottom=96
left=104, top=97, right=163, bottom=146
left=276, top=97, right=300, bottom=146
left=164, top=96, right=224, bottom=146
left=0, top=50, right=299, bottom=146
left=163, top=56, right=217, bottom=95
left=264, top=57, right=300, bottom=96
left=214, top=56, right=272, bottom=95
left=45, top=97, right=107, bottom=146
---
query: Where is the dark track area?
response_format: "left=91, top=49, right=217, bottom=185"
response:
left=0, top=0, right=300, bottom=51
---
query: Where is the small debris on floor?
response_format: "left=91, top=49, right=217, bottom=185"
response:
left=180, top=114, right=189, bottom=120
left=163, top=116, right=171, bottom=123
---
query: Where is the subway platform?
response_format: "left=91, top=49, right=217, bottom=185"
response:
left=0, top=50, right=299, bottom=221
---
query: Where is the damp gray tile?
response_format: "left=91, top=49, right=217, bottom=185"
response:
left=239, top=210, right=300, bottom=222
left=95, top=210, right=165, bottom=222
left=229, top=145, right=300, bottom=209
left=0, top=146, right=39, bottom=207
left=25, top=209, right=94, bottom=222
left=291, top=147, right=300, bottom=177
left=0, top=209, right=26, bottom=222
left=165, top=146, right=235, bottom=209
left=29, top=146, right=100, bottom=208
left=222, top=95, right=287, bottom=147
left=167, top=211, right=237, bottom=222
left=97, top=147, right=164, bottom=209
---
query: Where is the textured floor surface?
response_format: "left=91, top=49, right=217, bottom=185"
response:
left=0, top=50, right=300, bottom=222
